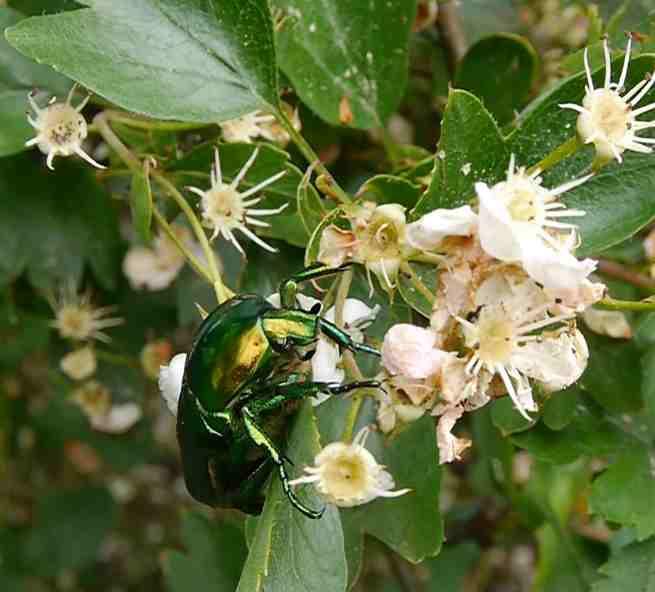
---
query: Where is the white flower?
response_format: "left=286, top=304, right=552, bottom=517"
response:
left=406, top=205, right=478, bottom=251
left=219, top=111, right=277, bottom=143
left=188, top=147, right=288, bottom=255
left=60, top=346, right=97, bottom=381
left=436, top=407, right=471, bottom=464
left=90, top=403, right=142, bottom=434
left=158, top=353, right=187, bottom=416
left=50, top=286, right=123, bottom=343
left=123, top=226, right=192, bottom=291
left=520, top=237, right=604, bottom=308
left=583, top=308, right=632, bottom=339
left=457, top=275, right=577, bottom=420
left=476, top=155, right=589, bottom=263
left=25, top=87, right=104, bottom=170
left=352, top=203, right=408, bottom=294
left=71, top=381, right=142, bottom=434
left=376, top=373, right=436, bottom=434
left=318, top=226, right=357, bottom=268
left=311, top=299, right=379, bottom=392
left=382, top=324, right=446, bottom=379
left=560, top=36, right=655, bottom=163
left=288, top=427, right=410, bottom=507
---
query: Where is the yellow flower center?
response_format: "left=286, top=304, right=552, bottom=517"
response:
left=202, top=185, right=245, bottom=228
left=57, top=306, right=94, bottom=340
left=324, top=452, right=368, bottom=499
left=476, top=308, right=515, bottom=366
left=42, top=103, right=86, bottom=149
left=500, top=176, right=540, bottom=223
left=585, top=89, right=630, bottom=142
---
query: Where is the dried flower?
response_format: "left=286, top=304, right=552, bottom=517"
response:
left=289, top=427, right=410, bottom=507
left=26, top=87, right=104, bottom=170
left=382, top=323, right=446, bottom=379
left=188, top=147, right=288, bottom=255
left=582, top=308, right=632, bottom=339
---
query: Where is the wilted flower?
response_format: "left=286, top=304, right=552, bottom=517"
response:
left=140, top=339, right=173, bottom=380
left=50, top=286, right=123, bottom=343
left=159, top=353, right=187, bottom=415
left=26, top=87, right=104, bottom=170
left=560, top=36, right=655, bottom=163
left=382, top=323, right=446, bottom=379
left=60, top=346, right=97, bottom=381
left=123, top=227, right=192, bottom=291
left=188, top=147, right=288, bottom=255
left=376, top=373, right=437, bottom=433
left=318, top=226, right=357, bottom=268
left=436, top=407, right=471, bottom=464
left=289, top=427, right=410, bottom=507
left=219, top=111, right=277, bottom=143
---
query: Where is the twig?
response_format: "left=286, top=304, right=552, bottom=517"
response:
left=436, top=1, right=467, bottom=76
left=596, top=259, right=655, bottom=291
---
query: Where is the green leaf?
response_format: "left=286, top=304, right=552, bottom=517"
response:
left=491, top=397, right=538, bottom=436
left=0, top=8, right=71, bottom=157
left=162, top=511, right=247, bottom=592
left=641, top=348, right=655, bottom=434
left=357, top=175, right=422, bottom=210
left=24, top=486, right=117, bottom=576
left=413, top=90, right=509, bottom=217
left=272, top=0, right=417, bottom=129
left=511, top=404, right=628, bottom=464
left=236, top=403, right=347, bottom=592
left=424, top=542, right=480, bottom=592
left=542, top=386, right=580, bottom=431
left=580, top=330, right=643, bottom=413
left=129, top=163, right=153, bottom=244
left=297, top=166, right=328, bottom=239
left=0, top=153, right=121, bottom=290
left=590, top=447, right=655, bottom=541
left=592, top=538, right=655, bottom=592
left=455, top=34, right=538, bottom=125
left=6, top=0, right=279, bottom=123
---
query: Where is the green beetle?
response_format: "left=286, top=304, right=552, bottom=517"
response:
left=177, top=264, right=380, bottom=518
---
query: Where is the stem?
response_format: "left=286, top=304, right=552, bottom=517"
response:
left=400, top=262, right=435, bottom=303
left=596, top=258, right=655, bottom=291
left=152, top=207, right=213, bottom=284
left=596, top=297, right=655, bottom=312
left=102, top=110, right=216, bottom=132
left=276, top=108, right=352, bottom=205
left=94, top=112, right=232, bottom=304
left=436, top=1, right=467, bottom=76
left=528, top=136, right=581, bottom=175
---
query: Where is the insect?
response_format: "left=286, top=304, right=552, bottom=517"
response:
left=176, top=263, right=381, bottom=518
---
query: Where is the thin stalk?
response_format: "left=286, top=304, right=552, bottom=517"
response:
left=596, top=258, right=655, bottom=291
left=102, top=110, right=216, bottom=132
left=596, top=297, right=655, bottom=312
left=277, top=108, right=352, bottom=205
left=528, top=136, right=581, bottom=175
left=400, top=261, right=435, bottom=303
left=94, top=112, right=231, bottom=304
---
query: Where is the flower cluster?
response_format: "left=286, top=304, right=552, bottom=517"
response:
left=358, top=154, right=606, bottom=464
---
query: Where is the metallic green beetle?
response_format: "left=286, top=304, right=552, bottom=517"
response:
left=177, top=264, right=380, bottom=518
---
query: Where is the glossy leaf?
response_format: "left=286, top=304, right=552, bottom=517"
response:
left=490, top=397, right=538, bottom=436
left=163, top=511, right=247, bottom=592
left=592, top=538, right=655, bottom=592
left=236, top=403, right=347, bottom=592
left=357, top=175, right=422, bottom=210
left=272, top=0, right=417, bottom=129
left=6, top=0, right=279, bottom=123
left=0, top=153, right=121, bottom=290
left=542, top=386, right=580, bottom=431
left=455, top=34, right=538, bottom=125
left=413, top=90, right=509, bottom=217
left=590, top=447, right=655, bottom=541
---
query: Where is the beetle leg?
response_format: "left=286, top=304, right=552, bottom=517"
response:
left=241, top=407, right=324, bottom=519
left=279, top=262, right=352, bottom=308
left=318, top=317, right=380, bottom=357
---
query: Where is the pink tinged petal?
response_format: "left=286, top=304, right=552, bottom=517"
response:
left=405, top=205, right=478, bottom=250
left=436, top=406, right=471, bottom=464
left=476, top=182, right=523, bottom=262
